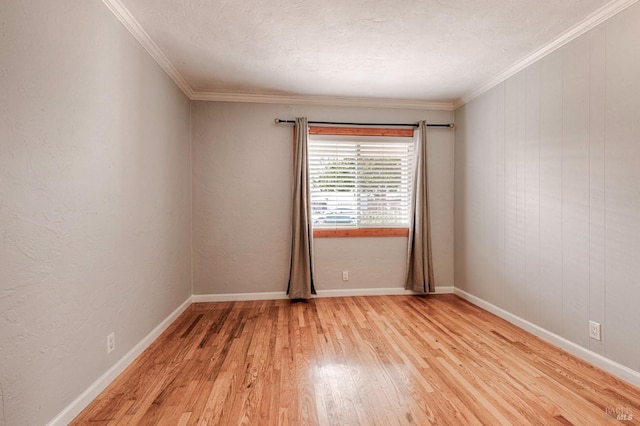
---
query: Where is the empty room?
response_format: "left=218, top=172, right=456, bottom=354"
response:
left=2, top=0, right=640, bottom=424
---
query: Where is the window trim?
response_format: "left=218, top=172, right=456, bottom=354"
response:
left=305, top=126, right=414, bottom=238
left=314, top=227, right=410, bottom=238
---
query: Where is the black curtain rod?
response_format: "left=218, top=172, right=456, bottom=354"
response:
left=274, top=119, right=454, bottom=128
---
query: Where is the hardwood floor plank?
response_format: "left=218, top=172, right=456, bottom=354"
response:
left=72, top=295, right=640, bottom=425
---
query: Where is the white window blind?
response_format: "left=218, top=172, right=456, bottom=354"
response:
left=308, top=134, right=414, bottom=228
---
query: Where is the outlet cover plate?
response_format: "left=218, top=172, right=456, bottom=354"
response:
left=589, top=321, right=601, bottom=341
left=107, top=332, right=115, bottom=353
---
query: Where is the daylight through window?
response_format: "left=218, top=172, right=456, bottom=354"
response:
left=308, top=133, right=414, bottom=229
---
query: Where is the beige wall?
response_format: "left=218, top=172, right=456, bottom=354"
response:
left=454, top=2, right=640, bottom=374
left=191, top=102, right=454, bottom=295
left=0, top=1, right=192, bottom=424
left=13, top=0, right=640, bottom=422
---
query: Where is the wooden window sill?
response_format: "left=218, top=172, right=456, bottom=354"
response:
left=313, top=228, right=409, bottom=238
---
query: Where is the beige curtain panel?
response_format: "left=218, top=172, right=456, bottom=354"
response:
left=406, top=121, right=435, bottom=293
left=287, top=117, right=316, bottom=299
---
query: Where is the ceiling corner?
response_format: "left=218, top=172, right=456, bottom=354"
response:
left=100, top=0, right=195, bottom=99
left=455, top=0, right=640, bottom=109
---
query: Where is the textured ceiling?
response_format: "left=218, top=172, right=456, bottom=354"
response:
left=118, top=0, right=610, bottom=103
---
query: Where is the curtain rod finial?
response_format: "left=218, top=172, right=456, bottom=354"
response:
left=449, top=123, right=455, bottom=128
left=274, top=118, right=280, bottom=124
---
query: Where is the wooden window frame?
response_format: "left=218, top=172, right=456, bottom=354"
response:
left=299, top=126, right=414, bottom=238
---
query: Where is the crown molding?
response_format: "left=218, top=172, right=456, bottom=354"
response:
left=101, top=0, right=194, bottom=98
left=191, top=91, right=455, bottom=111
left=99, top=0, right=452, bottom=111
left=98, top=0, right=452, bottom=111
left=103, top=0, right=637, bottom=112
left=453, top=0, right=640, bottom=110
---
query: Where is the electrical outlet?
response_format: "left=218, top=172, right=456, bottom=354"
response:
left=107, top=332, right=115, bottom=354
left=342, top=271, right=349, bottom=281
left=589, top=321, right=601, bottom=341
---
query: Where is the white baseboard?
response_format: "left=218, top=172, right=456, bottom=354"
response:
left=47, top=296, right=193, bottom=426
left=315, top=286, right=454, bottom=297
left=315, top=287, right=416, bottom=298
left=454, top=288, right=640, bottom=388
left=193, top=286, right=454, bottom=302
left=192, top=291, right=289, bottom=302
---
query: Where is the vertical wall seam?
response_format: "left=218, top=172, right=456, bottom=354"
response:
left=503, top=83, right=507, bottom=302
left=588, top=33, right=593, bottom=348
left=603, top=24, right=608, bottom=356
left=496, top=86, right=504, bottom=302
left=537, top=62, right=542, bottom=325
left=524, top=72, right=528, bottom=312
left=189, top=101, right=194, bottom=295
left=560, top=48, right=565, bottom=336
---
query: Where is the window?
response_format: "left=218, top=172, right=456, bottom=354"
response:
left=308, top=128, right=414, bottom=237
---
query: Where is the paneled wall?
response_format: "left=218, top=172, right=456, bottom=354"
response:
left=454, top=3, right=640, bottom=373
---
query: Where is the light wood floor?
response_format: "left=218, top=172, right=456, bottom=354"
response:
left=72, top=295, right=640, bottom=425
